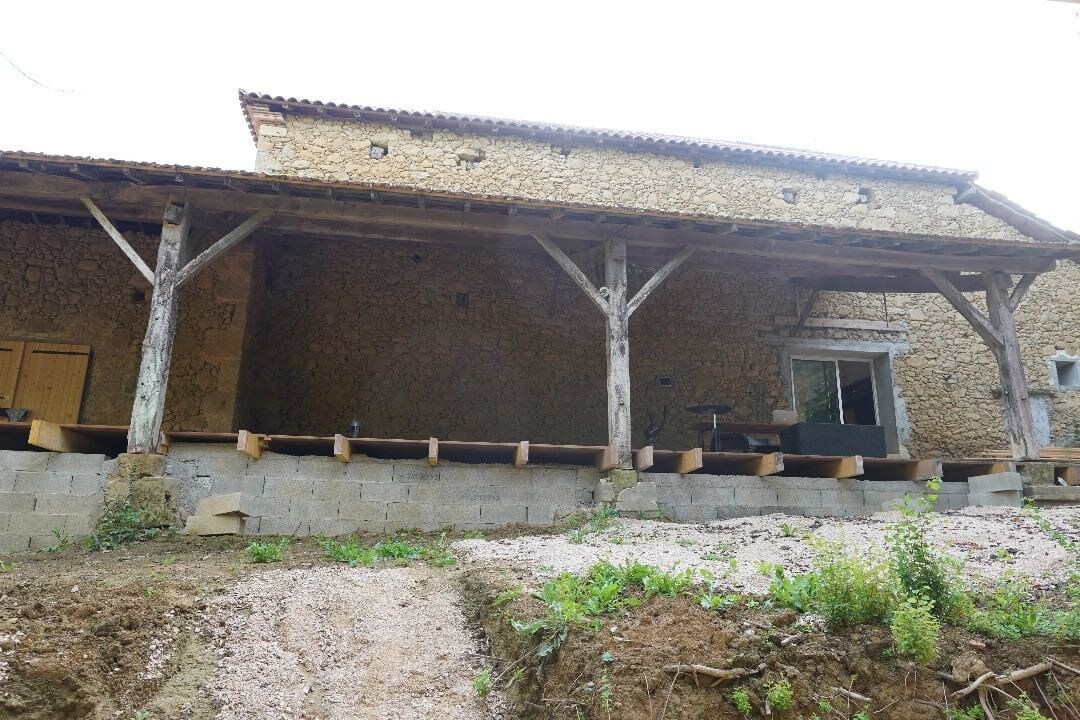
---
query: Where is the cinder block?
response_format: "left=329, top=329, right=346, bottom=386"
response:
left=821, top=489, right=866, bottom=512
left=211, top=475, right=264, bottom=496
left=46, top=453, right=106, bottom=474
left=257, top=517, right=308, bottom=536
left=863, top=491, right=909, bottom=511
left=968, top=472, right=1024, bottom=494
left=263, top=476, right=314, bottom=498
left=386, top=502, right=428, bottom=525
left=184, top=513, right=243, bottom=536
left=241, top=516, right=260, bottom=535
left=9, top=513, right=68, bottom=535
left=0, top=533, right=30, bottom=553
left=0, top=494, right=36, bottom=512
left=195, top=493, right=252, bottom=517
left=339, top=499, right=388, bottom=522
left=0, top=469, right=14, bottom=494
left=777, top=488, right=824, bottom=508
left=776, top=477, right=840, bottom=491
left=595, top=480, right=616, bottom=503
left=438, top=467, right=490, bottom=485
left=14, top=472, right=71, bottom=495
left=34, top=494, right=103, bottom=516
left=1022, top=485, right=1080, bottom=502
left=0, top=450, right=49, bottom=472
left=392, top=463, right=439, bottom=484
left=670, top=504, right=719, bottom=522
left=534, top=468, right=581, bottom=486
left=65, top=513, right=98, bottom=536
left=967, top=490, right=1021, bottom=508
left=245, top=496, right=291, bottom=517
left=309, top=518, right=370, bottom=537
left=479, top=504, right=527, bottom=524
left=288, top=497, right=339, bottom=518
left=947, top=493, right=970, bottom=509
left=360, top=482, right=409, bottom=503
left=252, top=455, right=300, bottom=477
left=690, top=486, right=735, bottom=506
left=297, top=458, right=345, bottom=480
left=345, top=461, right=393, bottom=482
left=71, top=473, right=106, bottom=496
left=733, top=485, right=778, bottom=507
left=616, top=482, right=658, bottom=514
left=431, top=504, right=482, bottom=525
left=526, top=503, right=575, bottom=526
left=410, top=484, right=497, bottom=504
left=195, top=453, right=249, bottom=477
left=313, top=480, right=363, bottom=501
left=0, top=513, right=8, bottom=532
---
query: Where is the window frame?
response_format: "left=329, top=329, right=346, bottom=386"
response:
left=789, top=354, right=880, bottom=426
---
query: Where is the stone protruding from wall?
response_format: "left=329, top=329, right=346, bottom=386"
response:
left=0, top=449, right=106, bottom=552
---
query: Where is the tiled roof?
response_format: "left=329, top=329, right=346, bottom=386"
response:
left=239, top=89, right=978, bottom=182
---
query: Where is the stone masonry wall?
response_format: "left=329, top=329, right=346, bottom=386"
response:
left=0, top=220, right=254, bottom=431
left=0, top=450, right=106, bottom=552
left=256, top=115, right=1027, bottom=243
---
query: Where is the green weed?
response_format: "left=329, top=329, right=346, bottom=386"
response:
left=86, top=500, right=163, bottom=550
left=889, top=595, right=940, bottom=665
left=852, top=711, right=871, bottom=720
left=1007, top=694, right=1050, bottom=720
left=493, top=585, right=524, bottom=608
left=472, top=666, right=493, bottom=699
left=946, top=706, right=985, bottom=720
left=817, top=699, right=833, bottom=715
left=968, top=573, right=1045, bottom=640
left=42, top=528, right=70, bottom=553
left=0, top=561, right=12, bottom=573
left=766, top=678, right=793, bottom=711
left=731, top=686, right=752, bottom=716
left=247, top=538, right=288, bottom=563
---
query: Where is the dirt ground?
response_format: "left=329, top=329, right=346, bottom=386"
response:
left=0, top=507, right=1078, bottom=719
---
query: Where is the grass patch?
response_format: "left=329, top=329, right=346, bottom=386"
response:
left=247, top=538, right=288, bottom=563
left=472, top=666, right=493, bottom=698
left=86, top=500, right=165, bottom=551
left=317, top=533, right=456, bottom=568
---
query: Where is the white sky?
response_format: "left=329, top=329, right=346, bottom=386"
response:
left=2, top=0, right=1078, bottom=231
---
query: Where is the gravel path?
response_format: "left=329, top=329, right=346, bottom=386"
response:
left=455, top=506, right=1080, bottom=594
left=207, top=565, right=499, bottom=720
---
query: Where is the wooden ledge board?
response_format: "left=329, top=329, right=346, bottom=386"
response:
left=858, top=457, right=943, bottom=482
left=780, top=454, right=864, bottom=479
left=941, top=458, right=1017, bottom=482
left=29, top=419, right=110, bottom=454
left=648, top=449, right=781, bottom=476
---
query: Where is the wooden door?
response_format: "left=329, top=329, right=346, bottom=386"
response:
left=11, top=342, right=91, bottom=423
left=0, top=340, right=24, bottom=409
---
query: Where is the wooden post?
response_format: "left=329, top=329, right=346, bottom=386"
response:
left=604, top=237, right=633, bottom=468
left=923, top=268, right=1040, bottom=460
left=127, top=201, right=191, bottom=453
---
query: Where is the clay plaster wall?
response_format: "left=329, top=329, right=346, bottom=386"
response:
left=255, top=115, right=1027, bottom=243
left=0, top=220, right=253, bottom=431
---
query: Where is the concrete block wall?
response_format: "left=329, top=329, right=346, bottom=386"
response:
left=646, top=473, right=969, bottom=522
left=164, top=443, right=599, bottom=535
left=0, top=450, right=107, bottom=553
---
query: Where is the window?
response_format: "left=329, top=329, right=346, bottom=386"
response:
left=1054, top=359, right=1080, bottom=388
left=791, top=357, right=878, bottom=425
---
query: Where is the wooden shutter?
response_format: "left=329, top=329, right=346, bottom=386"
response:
left=0, top=340, right=24, bottom=409
left=11, top=342, right=91, bottom=423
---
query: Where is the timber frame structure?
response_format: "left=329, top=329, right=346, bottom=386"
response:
left=0, top=148, right=1078, bottom=464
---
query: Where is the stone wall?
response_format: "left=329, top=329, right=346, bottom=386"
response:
left=0, top=220, right=254, bottom=431
left=0, top=449, right=106, bottom=552
left=255, top=115, right=1027, bottom=243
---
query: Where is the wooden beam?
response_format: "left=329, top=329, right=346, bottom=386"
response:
left=1009, top=273, right=1037, bottom=311
left=984, top=271, right=1040, bottom=459
left=634, top=446, right=654, bottom=471
left=333, top=433, right=352, bottom=463
left=627, top=246, right=694, bottom=316
left=128, top=201, right=193, bottom=453
left=28, top=419, right=106, bottom=453
left=792, top=289, right=820, bottom=336
left=604, top=237, right=633, bottom=469
left=533, top=233, right=609, bottom=313
left=513, top=440, right=529, bottom=469
left=676, top=448, right=704, bottom=474
left=175, top=210, right=273, bottom=288
left=790, top=454, right=864, bottom=479
left=860, top=458, right=943, bottom=482
left=237, top=430, right=263, bottom=460
left=922, top=268, right=1003, bottom=348
left=596, top=446, right=619, bottom=472
left=735, top=452, right=783, bottom=477
left=79, top=197, right=155, bottom=284
left=427, top=437, right=439, bottom=466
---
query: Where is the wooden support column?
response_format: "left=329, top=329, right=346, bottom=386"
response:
left=128, top=201, right=191, bottom=453
left=604, top=237, right=633, bottom=468
left=923, top=268, right=1040, bottom=459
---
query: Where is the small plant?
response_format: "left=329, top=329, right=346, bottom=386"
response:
left=675, top=537, right=696, bottom=547
left=889, top=595, right=940, bottom=666
left=493, top=585, right=524, bottom=608
left=946, top=706, right=985, bottom=720
left=472, top=666, right=493, bottom=699
left=0, top=561, right=12, bottom=573
left=42, top=528, right=71, bottom=553
left=87, top=499, right=162, bottom=550
left=852, top=710, right=871, bottom=720
left=567, top=527, right=587, bottom=544
left=319, top=536, right=377, bottom=567
left=779, top=523, right=797, bottom=538
left=731, top=686, right=752, bottom=717
left=992, top=547, right=1015, bottom=563
left=132, top=711, right=152, bottom=720
left=766, top=678, right=793, bottom=711
left=608, top=535, right=626, bottom=545
left=247, top=538, right=287, bottom=563
left=968, top=573, right=1045, bottom=640
left=599, top=665, right=614, bottom=717
left=1007, top=694, right=1049, bottom=720
left=461, top=529, right=485, bottom=539
left=817, top=699, right=833, bottom=715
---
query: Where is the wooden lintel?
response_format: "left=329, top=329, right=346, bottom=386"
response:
left=513, top=440, right=529, bottom=469
left=676, top=448, right=704, bottom=475
left=428, top=437, right=439, bottom=466
left=80, top=197, right=155, bottom=284
left=736, top=452, right=784, bottom=477
left=596, top=446, right=619, bottom=472
left=634, top=446, right=655, bottom=471
left=28, top=419, right=106, bottom=454
left=333, top=434, right=352, bottom=463
left=237, top=430, right=264, bottom=460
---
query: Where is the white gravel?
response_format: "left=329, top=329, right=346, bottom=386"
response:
left=207, top=565, right=502, bottom=720
left=455, top=506, right=1080, bottom=594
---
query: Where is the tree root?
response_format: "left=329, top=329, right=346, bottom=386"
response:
left=663, top=663, right=765, bottom=688
left=944, top=660, right=1056, bottom=701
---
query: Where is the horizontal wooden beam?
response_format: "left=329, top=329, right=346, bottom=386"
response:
left=634, top=446, right=654, bottom=471
left=596, top=446, right=619, bottom=472
left=792, top=273, right=988, bottom=293
left=676, top=447, right=704, bottom=475
left=333, top=433, right=352, bottom=463
left=735, top=452, right=784, bottom=477
left=28, top=419, right=107, bottom=454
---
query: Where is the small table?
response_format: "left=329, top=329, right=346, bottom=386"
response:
left=685, top=403, right=731, bottom=451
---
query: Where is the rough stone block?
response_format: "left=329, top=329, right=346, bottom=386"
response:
left=777, top=487, right=824, bottom=508
left=733, top=485, right=778, bottom=507
left=71, top=473, right=107, bottom=496
left=195, top=493, right=251, bottom=517
left=616, top=482, right=658, bottom=514
left=297, top=458, right=345, bottom=480
left=312, top=480, right=362, bottom=501
left=0, top=533, right=30, bottom=553
left=360, top=482, right=409, bottom=503
left=1019, top=463, right=1056, bottom=487
left=595, top=480, right=616, bottom=503
left=252, top=455, right=301, bottom=478
left=288, top=497, right=339, bottom=518
left=14, top=472, right=71, bottom=495
left=255, top=516, right=308, bottom=536
left=46, top=453, right=106, bottom=474
left=34, top=494, right=103, bottom=516
left=9, top=513, right=68, bottom=535
left=115, top=453, right=166, bottom=480
left=0, top=450, right=49, bottom=472
left=0, top=494, right=36, bottom=513
left=263, top=476, right=314, bottom=498
left=339, top=500, right=388, bottom=522
left=185, top=513, right=243, bottom=536
left=967, top=490, right=1022, bottom=508
left=968, top=472, right=1024, bottom=494
left=345, top=461, right=393, bottom=482
left=479, top=504, right=527, bottom=524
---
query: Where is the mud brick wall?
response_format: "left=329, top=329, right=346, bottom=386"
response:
left=165, top=444, right=600, bottom=535
left=0, top=450, right=107, bottom=553
left=647, top=473, right=970, bottom=522
left=0, top=220, right=255, bottom=431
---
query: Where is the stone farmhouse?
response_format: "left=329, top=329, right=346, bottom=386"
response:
left=0, top=89, right=1078, bottom=551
